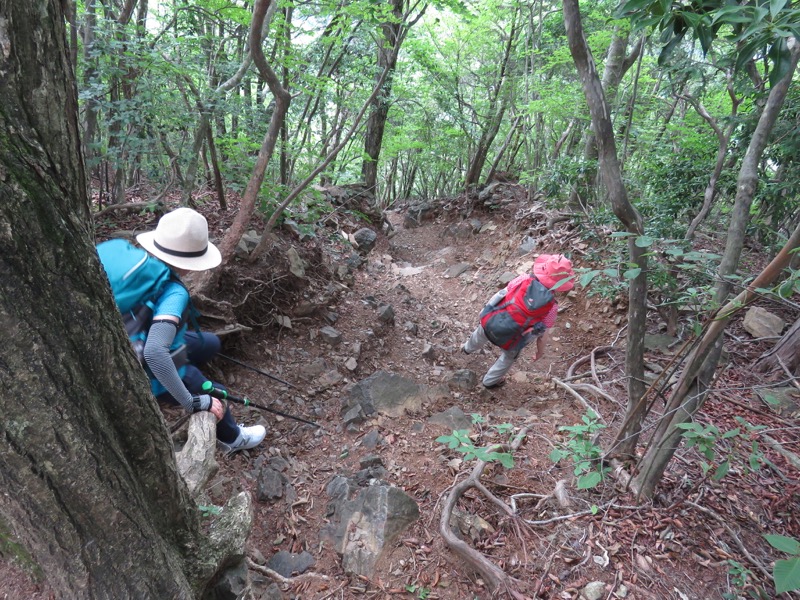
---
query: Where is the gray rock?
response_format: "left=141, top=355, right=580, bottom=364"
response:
left=341, top=371, right=430, bottom=421
left=204, top=558, right=249, bottom=600
left=316, top=369, right=343, bottom=390
left=319, top=326, right=342, bottom=345
left=346, top=252, right=364, bottom=269
left=254, top=583, right=283, bottom=600
left=377, top=304, right=395, bottom=325
left=353, top=227, right=378, bottom=253
left=361, top=430, right=383, bottom=449
left=403, top=202, right=438, bottom=228
left=743, top=307, right=785, bottom=338
left=449, top=369, right=478, bottom=390
left=444, top=262, right=471, bottom=278
left=321, top=480, right=420, bottom=577
left=294, top=300, right=319, bottom=317
left=359, top=455, right=384, bottom=469
left=449, top=508, right=495, bottom=541
left=519, top=235, right=537, bottom=255
left=287, top=247, right=306, bottom=278
left=644, top=333, right=679, bottom=353
left=498, top=271, right=517, bottom=285
left=256, top=467, right=286, bottom=501
left=428, top=406, right=472, bottom=431
left=421, top=342, right=436, bottom=361
left=266, top=550, right=315, bottom=578
left=403, top=321, right=419, bottom=335
left=298, top=358, right=327, bottom=379
left=581, top=581, right=607, bottom=600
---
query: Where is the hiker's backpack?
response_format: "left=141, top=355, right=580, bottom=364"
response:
left=97, top=238, right=174, bottom=362
left=480, top=277, right=555, bottom=351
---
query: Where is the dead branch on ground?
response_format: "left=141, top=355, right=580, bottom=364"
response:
left=439, top=427, right=530, bottom=599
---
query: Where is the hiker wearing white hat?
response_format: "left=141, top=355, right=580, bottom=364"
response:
left=101, top=207, right=265, bottom=453
left=462, top=254, right=575, bottom=389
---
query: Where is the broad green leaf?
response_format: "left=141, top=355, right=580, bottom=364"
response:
left=765, top=534, right=800, bottom=555
left=721, top=428, right=741, bottom=439
left=623, top=268, right=642, bottom=280
left=580, top=270, right=600, bottom=286
left=769, top=38, right=792, bottom=87
left=774, top=557, right=800, bottom=594
left=713, top=460, right=730, bottom=481
left=496, top=454, right=514, bottom=469
left=549, top=448, right=566, bottom=462
left=763, top=393, right=780, bottom=405
left=770, top=0, right=789, bottom=19
left=635, top=235, right=654, bottom=247
left=577, top=471, right=602, bottom=489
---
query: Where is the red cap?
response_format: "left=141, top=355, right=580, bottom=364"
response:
left=533, top=254, right=575, bottom=291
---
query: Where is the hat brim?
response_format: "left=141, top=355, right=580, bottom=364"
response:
left=534, top=269, right=574, bottom=292
left=136, top=231, right=222, bottom=271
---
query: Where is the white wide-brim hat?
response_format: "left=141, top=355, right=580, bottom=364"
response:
left=136, top=207, right=222, bottom=271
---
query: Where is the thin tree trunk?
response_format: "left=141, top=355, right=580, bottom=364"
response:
left=563, top=0, right=648, bottom=457
left=633, top=219, right=800, bottom=498
left=685, top=73, right=742, bottom=240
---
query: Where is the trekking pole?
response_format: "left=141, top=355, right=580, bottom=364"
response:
left=216, top=353, right=299, bottom=390
left=201, top=381, right=320, bottom=428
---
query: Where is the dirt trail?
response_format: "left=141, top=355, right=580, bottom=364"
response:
left=225, top=205, right=734, bottom=600
left=5, top=198, right=791, bottom=600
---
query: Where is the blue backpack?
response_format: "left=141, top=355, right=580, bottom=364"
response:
left=97, top=238, right=175, bottom=362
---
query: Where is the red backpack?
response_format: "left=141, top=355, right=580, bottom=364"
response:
left=480, top=277, right=554, bottom=350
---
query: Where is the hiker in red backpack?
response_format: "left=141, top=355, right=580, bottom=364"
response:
left=462, top=254, right=575, bottom=389
left=127, top=207, right=265, bottom=453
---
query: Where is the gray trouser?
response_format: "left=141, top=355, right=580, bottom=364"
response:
left=464, top=325, right=523, bottom=387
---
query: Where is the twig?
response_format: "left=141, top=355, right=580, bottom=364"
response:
left=684, top=502, right=772, bottom=581
left=552, top=377, right=606, bottom=423
left=438, top=427, right=530, bottom=599
left=245, top=557, right=330, bottom=586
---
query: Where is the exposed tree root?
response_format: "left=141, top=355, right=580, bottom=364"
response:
left=439, top=428, right=530, bottom=599
left=245, top=557, right=330, bottom=586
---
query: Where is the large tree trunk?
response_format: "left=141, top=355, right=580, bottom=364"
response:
left=0, top=1, right=225, bottom=596
left=563, top=0, right=648, bottom=456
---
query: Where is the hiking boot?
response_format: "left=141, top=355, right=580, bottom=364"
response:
left=483, top=379, right=506, bottom=390
left=220, top=424, right=266, bottom=454
left=461, top=345, right=471, bottom=355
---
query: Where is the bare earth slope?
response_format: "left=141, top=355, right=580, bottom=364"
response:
left=3, top=192, right=798, bottom=600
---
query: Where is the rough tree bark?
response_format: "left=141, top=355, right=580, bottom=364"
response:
left=563, top=0, right=648, bottom=457
left=631, top=42, right=800, bottom=498
left=0, top=0, right=196, bottom=592
left=0, top=2, right=240, bottom=596
left=213, top=0, right=291, bottom=265
left=755, top=317, right=800, bottom=375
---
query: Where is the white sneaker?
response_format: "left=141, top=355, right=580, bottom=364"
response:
left=221, top=424, right=266, bottom=454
